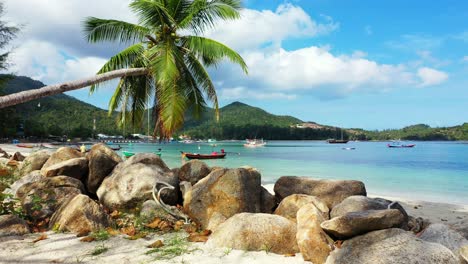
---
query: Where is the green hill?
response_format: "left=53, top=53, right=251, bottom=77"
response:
left=0, top=75, right=121, bottom=139
left=183, top=101, right=302, bottom=128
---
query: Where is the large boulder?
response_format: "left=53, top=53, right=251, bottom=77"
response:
left=420, top=223, right=468, bottom=259
left=86, top=143, right=122, bottom=194
left=16, top=176, right=84, bottom=221
left=260, top=186, right=276, bottom=214
left=3, top=170, right=44, bottom=197
left=206, top=213, right=298, bottom=255
left=97, top=153, right=178, bottom=210
left=18, top=150, right=50, bottom=176
left=274, top=176, right=366, bottom=208
left=40, top=147, right=82, bottom=173
left=461, top=246, right=468, bottom=263
left=183, top=168, right=263, bottom=230
left=321, top=209, right=405, bottom=239
left=178, top=160, right=211, bottom=185
left=49, top=194, right=110, bottom=234
left=331, top=196, right=407, bottom=219
left=325, top=228, right=458, bottom=264
left=331, top=196, right=408, bottom=229
left=274, top=194, right=329, bottom=222
left=0, top=215, right=30, bottom=237
left=297, top=203, right=334, bottom=264
left=41, top=157, right=88, bottom=180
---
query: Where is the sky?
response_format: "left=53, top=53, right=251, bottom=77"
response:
left=2, top=0, right=468, bottom=130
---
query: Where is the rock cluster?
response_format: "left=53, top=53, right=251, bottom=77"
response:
left=0, top=144, right=467, bottom=264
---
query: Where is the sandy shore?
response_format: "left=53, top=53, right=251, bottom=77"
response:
left=0, top=143, right=54, bottom=157
left=0, top=232, right=309, bottom=264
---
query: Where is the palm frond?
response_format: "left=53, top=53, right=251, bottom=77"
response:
left=130, top=0, right=175, bottom=29
left=183, top=35, right=248, bottom=74
left=84, top=17, right=149, bottom=43
left=179, top=0, right=241, bottom=33
left=184, top=51, right=218, bottom=120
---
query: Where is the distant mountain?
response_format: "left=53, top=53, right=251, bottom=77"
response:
left=0, top=75, right=121, bottom=138
left=183, top=101, right=302, bottom=128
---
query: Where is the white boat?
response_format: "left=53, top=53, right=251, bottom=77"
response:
left=244, top=139, right=267, bottom=148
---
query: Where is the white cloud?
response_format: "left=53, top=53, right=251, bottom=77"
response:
left=462, top=56, right=468, bottom=62
left=4, top=0, right=135, bottom=58
left=219, top=86, right=296, bottom=100
left=365, top=25, right=373, bottom=35
left=204, top=4, right=339, bottom=51
left=417, top=67, right=448, bottom=87
left=10, top=40, right=106, bottom=85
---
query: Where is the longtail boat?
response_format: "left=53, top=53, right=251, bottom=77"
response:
left=181, top=151, right=226, bottom=160
left=122, top=150, right=162, bottom=158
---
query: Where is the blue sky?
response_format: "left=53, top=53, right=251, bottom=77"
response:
left=4, top=0, right=468, bottom=130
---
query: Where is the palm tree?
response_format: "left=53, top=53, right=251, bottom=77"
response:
left=0, top=0, right=247, bottom=139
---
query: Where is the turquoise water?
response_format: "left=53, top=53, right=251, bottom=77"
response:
left=117, top=141, right=468, bottom=204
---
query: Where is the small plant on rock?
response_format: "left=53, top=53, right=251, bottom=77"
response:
left=91, top=242, right=108, bottom=256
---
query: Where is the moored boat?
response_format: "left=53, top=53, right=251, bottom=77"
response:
left=244, top=139, right=266, bottom=147
left=387, top=143, right=415, bottom=148
left=327, top=139, right=349, bottom=144
left=122, top=150, right=162, bottom=158
left=181, top=150, right=226, bottom=160
left=16, top=144, right=35, bottom=148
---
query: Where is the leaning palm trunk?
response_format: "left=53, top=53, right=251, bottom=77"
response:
left=0, top=68, right=148, bottom=108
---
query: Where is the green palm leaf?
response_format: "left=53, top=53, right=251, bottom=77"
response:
left=179, top=0, right=241, bottom=33
left=183, top=36, right=248, bottom=73
left=84, top=18, right=150, bottom=43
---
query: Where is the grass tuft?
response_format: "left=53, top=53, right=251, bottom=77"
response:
left=145, top=234, right=196, bottom=260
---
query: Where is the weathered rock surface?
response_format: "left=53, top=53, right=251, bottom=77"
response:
left=331, top=196, right=408, bottom=220
left=321, top=209, right=404, bottom=239
left=297, top=203, right=334, bottom=264
left=178, top=160, right=211, bottom=185
left=97, top=153, right=178, bottom=210
left=420, top=223, right=468, bottom=259
left=18, top=151, right=50, bottom=176
left=86, top=143, right=122, bottom=194
left=274, top=194, right=329, bottom=222
left=3, top=170, right=44, bottom=196
left=179, top=181, right=192, bottom=200
left=206, top=213, right=298, bottom=254
left=260, top=187, right=276, bottom=213
left=274, top=176, right=366, bottom=208
left=10, top=152, right=26, bottom=162
left=460, top=245, right=468, bottom=263
left=325, top=228, right=458, bottom=264
left=16, top=176, right=84, bottom=221
left=407, top=215, right=430, bottom=233
left=50, top=194, right=110, bottom=234
left=40, top=147, right=82, bottom=173
left=139, top=200, right=177, bottom=223
left=0, top=215, right=30, bottom=237
left=41, top=157, right=88, bottom=180
left=183, top=168, right=263, bottom=230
